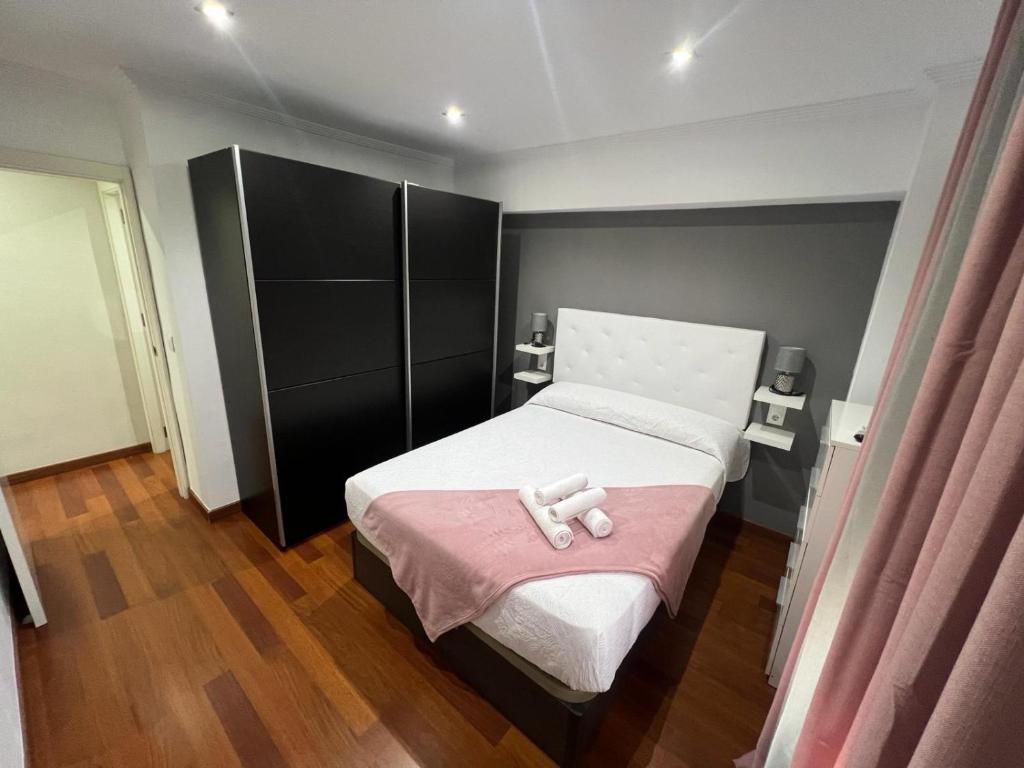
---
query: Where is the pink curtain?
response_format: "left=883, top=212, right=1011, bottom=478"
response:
left=789, top=6, right=1024, bottom=767
left=742, top=1, right=1024, bottom=765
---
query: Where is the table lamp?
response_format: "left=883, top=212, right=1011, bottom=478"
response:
left=770, top=346, right=805, bottom=395
left=531, top=312, right=547, bottom=347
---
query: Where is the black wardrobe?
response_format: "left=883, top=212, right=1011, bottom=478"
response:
left=403, top=182, right=501, bottom=448
left=189, top=148, right=500, bottom=547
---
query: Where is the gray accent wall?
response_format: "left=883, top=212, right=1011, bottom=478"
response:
left=499, top=202, right=897, bottom=535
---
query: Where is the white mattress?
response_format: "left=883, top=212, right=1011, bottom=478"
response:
left=345, top=402, right=729, bottom=692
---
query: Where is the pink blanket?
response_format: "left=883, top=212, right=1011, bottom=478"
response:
left=359, top=485, right=716, bottom=641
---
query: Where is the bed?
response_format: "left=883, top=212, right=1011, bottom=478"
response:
left=345, top=308, right=765, bottom=764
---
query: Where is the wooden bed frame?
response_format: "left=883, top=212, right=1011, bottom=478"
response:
left=352, top=531, right=617, bottom=766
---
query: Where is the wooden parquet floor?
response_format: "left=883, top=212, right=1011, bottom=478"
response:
left=6, top=451, right=787, bottom=767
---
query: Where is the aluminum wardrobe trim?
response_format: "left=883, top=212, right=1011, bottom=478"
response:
left=490, top=201, right=503, bottom=417
left=231, top=145, right=287, bottom=547
left=401, top=180, right=414, bottom=451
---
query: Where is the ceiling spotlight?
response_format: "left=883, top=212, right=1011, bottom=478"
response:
left=669, top=44, right=695, bottom=70
left=196, top=1, right=233, bottom=29
left=442, top=106, right=465, bottom=125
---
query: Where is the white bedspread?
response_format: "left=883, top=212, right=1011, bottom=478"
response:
left=346, top=395, right=735, bottom=692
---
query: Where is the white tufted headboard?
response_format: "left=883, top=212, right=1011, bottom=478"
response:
left=552, top=308, right=765, bottom=429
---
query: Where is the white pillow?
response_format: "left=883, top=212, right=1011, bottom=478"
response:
left=528, top=381, right=750, bottom=481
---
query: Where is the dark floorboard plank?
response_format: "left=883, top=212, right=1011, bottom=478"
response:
left=55, top=470, right=88, bottom=518
left=31, top=539, right=98, bottom=634
left=204, top=671, right=288, bottom=768
left=220, top=516, right=275, bottom=567
left=82, top=550, right=129, bottom=619
left=126, top=452, right=155, bottom=481
left=294, top=540, right=323, bottom=564
left=92, top=462, right=140, bottom=523
left=255, top=557, right=307, bottom=603
left=212, top=574, right=282, bottom=654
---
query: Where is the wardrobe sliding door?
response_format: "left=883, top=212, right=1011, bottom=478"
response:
left=190, top=147, right=406, bottom=547
left=240, top=150, right=405, bottom=545
left=403, top=183, right=501, bottom=448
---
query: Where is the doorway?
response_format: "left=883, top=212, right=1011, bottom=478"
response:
left=97, top=182, right=169, bottom=455
left=0, top=149, right=190, bottom=630
left=0, top=152, right=186, bottom=495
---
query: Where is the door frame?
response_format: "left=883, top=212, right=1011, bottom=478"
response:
left=0, top=146, right=189, bottom=497
left=97, top=182, right=169, bottom=454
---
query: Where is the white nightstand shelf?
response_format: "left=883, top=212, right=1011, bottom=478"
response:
left=515, top=343, right=555, bottom=356
left=744, top=386, right=806, bottom=451
left=514, top=369, right=553, bottom=384
left=744, top=422, right=796, bottom=451
left=514, top=342, right=554, bottom=386
left=753, top=386, right=806, bottom=410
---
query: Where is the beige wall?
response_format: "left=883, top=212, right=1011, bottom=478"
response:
left=0, top=168, right=146, bottom=475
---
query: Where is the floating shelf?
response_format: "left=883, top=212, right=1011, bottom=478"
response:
left=514, top=370, right=553, bottom=384
left=515, top=343, right=555, bottom=356
left=753, top=385, right=806, bottom=410
left=514, top=342, right=553, bottom=386
left=744, top=422, right=796, bottom=451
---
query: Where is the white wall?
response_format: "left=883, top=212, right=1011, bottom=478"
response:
left=114, top=78, right=199, bottom=492
left=455, top=94, right=928, bottom=212
left=847, top=76, right=976, bottom=403
left=0, top=60, right=124, bottom=166
left=117, top=73, right=456, bottom=510
left=0, top=169, right=147, bottom=475
left=456, top=81, right=977, bottom=409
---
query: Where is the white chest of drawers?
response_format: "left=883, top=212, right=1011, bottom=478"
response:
left=765, top=399, right=873, bottom=686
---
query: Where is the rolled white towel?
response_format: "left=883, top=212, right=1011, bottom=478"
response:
left=548, top=487, right=608, bottom=523
left=518, top=486, right=573, bottom=550
left=580, top=507, right=613, bottom=538
left=534, top=473, right=588, bottom=506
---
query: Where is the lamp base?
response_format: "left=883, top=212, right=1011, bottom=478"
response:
left=770, top=373, right=796, bottom=395
left=531, top=331, right=546, bottom=347
left=769, top=385, right=805, bottom=397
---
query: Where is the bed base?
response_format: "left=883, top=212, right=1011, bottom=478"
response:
left=351, top=531, right=612, bottom=766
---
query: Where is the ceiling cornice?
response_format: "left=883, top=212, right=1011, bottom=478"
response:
left=120, top=69, right=454, bottom=168
left=463, top=87, right=929, bottom=163
left=925, top=59, right=984, bottom=86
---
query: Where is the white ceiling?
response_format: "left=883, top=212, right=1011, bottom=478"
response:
left=0, top=0, right=1001, bottom=158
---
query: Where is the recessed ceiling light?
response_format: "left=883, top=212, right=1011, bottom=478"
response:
left=196, top=1, right=233, bottom=30
left=669, top=44, right=695, bottom=70
left=442, top=106, right=465, bottom=125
